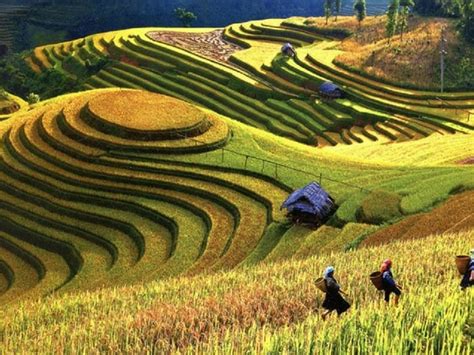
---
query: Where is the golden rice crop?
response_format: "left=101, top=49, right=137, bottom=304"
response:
left=87, top=90, right=206, bottom=132
left=326, top=132, right=474, bottom=167
left=363, top=191, right=474, bottom=247
left=63, top=92, right=229, bottom=150
left=0, top=230, right=471, bottom=353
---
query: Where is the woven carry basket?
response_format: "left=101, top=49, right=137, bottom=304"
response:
left=314, top=277, right=327, bottom=293
left=455, top=255, right=471, bottom=275
left=370, top=271, right=384, bottom=290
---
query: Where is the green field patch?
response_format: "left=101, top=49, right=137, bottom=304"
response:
left=264, top=224, right=313, bottom=262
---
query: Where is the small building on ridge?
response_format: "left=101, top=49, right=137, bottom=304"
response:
left=319, top=81, right=344, bottom=99
left=281, top=182, right=336, bottom=227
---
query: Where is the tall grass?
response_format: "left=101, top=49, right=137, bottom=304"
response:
left=0, top=230, right=472, bottom=353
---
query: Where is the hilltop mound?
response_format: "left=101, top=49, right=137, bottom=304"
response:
left=0, top=88, right=298, bottom=304
left=53, top=90, right=229, bottom=151
left=87, top=91, right=207, bottom=136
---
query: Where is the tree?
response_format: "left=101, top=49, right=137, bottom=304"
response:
left=386, top=0, right=400, bottom=44
left=0, top=87, right=8, bottom=100
left=398, top=0, right=414, bottom=41
left=459, top=0, right=474, bottom=42
left=26, top=92, right=40, bottom=104
left=354, top=0, right=367, bottom=28
left=414, top=0, right=462, bottom=16
left=324, top=0, right=333, bottom=25
left=335, top=0, right=342, bottom=21
left=174, top=7, right=197, bottom=27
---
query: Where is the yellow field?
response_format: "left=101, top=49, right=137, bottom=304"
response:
left=322, top=132, right=474, bottom=166
left=302, top=15, right=471, bottom=91
left=0, top=14, right=473, bottom=352
left=0, top=230, right=471, bottom=353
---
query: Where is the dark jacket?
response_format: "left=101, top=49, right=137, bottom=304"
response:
left=382, top=270, right=396, bottom=289
left=461, top=260, right=474, bottom=288
left=322, top=276, right=350, bottom=314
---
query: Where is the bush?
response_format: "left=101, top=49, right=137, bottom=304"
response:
left=357, top=190, right=402, bottom=224
left=0, top=52, right=82, bottom=100
left=0, top=87, right=8, bottom=100
left=26, top=92, right=40, bottom=104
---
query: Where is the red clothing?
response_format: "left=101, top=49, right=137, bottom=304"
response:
left=380, top=259, right=392, bottom=273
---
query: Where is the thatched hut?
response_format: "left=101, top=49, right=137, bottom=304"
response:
left=281, top=182, right=336, bottom=227
left=319, top=81, right=344, bottom=99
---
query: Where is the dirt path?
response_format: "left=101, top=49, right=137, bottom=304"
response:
left=147, top=30, right=243, bottom=64
left=361, top=191, right=474, bottom=247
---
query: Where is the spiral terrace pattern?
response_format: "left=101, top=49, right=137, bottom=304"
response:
left=0, top=89, right=290, bottom=303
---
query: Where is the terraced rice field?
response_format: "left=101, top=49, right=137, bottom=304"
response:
left=0, top=5, right=29, bottom=50
left=2, top=16, right=473, bottom=309
left=0, top=89, right=302, bottom=303
left=0, top=86, right=472, bottom=305
left=26, top=20, right=473, bottom=148
left=1, top=14, right=473, bottom=353
left=1, top=230, right=472, bottom=353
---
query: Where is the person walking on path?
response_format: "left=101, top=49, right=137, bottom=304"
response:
left=460, top=249, right=474, bottom=290
left=321, top=266, right=351, bottom=320
left=380, top=259, right=402, bottom=306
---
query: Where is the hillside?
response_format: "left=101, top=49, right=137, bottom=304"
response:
left=0, top=1, right=391, bottom=49
left=1, top=231, right=472, bottom=353
left=0, top=86, right=472, bottom=304
left=0, top=16, right=471, bottom=304
left=302, top=15, right=474, bottom=91
left=0, top=14, right=473, bottom=353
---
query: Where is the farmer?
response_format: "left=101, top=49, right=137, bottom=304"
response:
left=380, top=259, right=402, bottom=305
left=281, top=42, right=296, bottom=58
left=321, top=266, right=351, bottom=320
left=460, top=249, right=474, bottom=290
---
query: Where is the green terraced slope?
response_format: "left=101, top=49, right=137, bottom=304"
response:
left=1, top=87, right=473, bottom=304
left=26, top=22, right=473, bottom=148
left=0, top=89, right=294, bottom=303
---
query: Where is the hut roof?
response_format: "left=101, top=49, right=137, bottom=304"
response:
left=281, top=182, right=334, bottom=216
left=319, top=81, right=341, bottom=94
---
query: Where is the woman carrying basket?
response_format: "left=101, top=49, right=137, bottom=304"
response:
left=321, top=266, right=351, bottom=320
left=380, top=259, right=402, bottom=306
left=460, top=249, right=474, bottom=290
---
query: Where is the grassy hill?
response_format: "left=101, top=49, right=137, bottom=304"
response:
left=0, top=87, right=472, bottom=305
left=0, top=230, right=472, bottom=353
left=0, top=15, right=473, bottom=352
left=302, top=15, right=474, bottom=91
